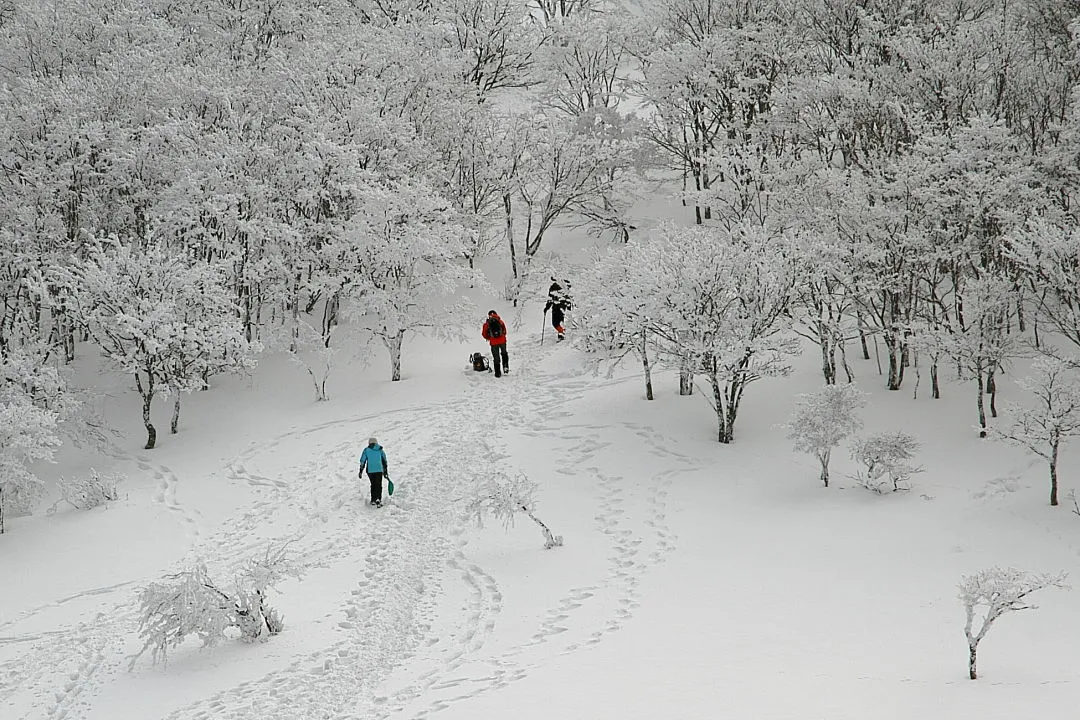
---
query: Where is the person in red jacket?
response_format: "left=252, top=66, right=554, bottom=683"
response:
left=481, top=309, right=510, bottom=377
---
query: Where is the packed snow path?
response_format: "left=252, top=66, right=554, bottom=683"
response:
left=1, top=335, right=703, bottom=720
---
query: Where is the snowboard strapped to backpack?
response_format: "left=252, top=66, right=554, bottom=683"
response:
left=470, top=352, right=490, bottom=371
left=486, top=317, right=504, bottom=340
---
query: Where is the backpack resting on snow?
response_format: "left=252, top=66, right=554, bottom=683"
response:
left=470, top=352, right=490, bottom=371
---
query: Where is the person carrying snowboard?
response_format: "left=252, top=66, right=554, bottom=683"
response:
left=544, top=278, right=572, bottom=342
left=358, top=437, right=389, bottom=507
left=482, top=309, right=510, bottom=377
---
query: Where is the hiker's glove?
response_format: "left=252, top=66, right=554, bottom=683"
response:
left=358, top=469, right=363, bottom=479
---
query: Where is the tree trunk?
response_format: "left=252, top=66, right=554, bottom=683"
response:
left=819, top=450, right=830, bottom=487
left=821, top=338, right=837, bottom=385
left=679, top=355, right=693, bottom=396
left=641, top=333, right=654, bottom=401
left=987, top=368, right=998, bottom=418
left=387, top=330, right=405, bottom=382
left=931, top=362, right=940, bottom=399
left=1050, top=438, right=1060, bottom=506
left=968, top=642, right=978, bottom=680
left=975, top=362, right=987, bottom=438
left=322, top=292, right=340, bottom=346
left=171, top=395, right=181, bottom=434
left=0, top=486, right=5, bottom=534
left=289, top=277, right=301, bottom=353
left=839, top=340, right=854, bottom=382
left=504, top=194, right=519, bottom=291
left=886, top=333, right=902, bottom=390
left=135, top=372, right=157, bottom=450
left=710, top=372, right=732, bottom=443
left=858, top=311, right=871, bottom=360
left=306, top=366, right=329, bottom=401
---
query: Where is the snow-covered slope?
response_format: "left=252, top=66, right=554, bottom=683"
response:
left=2, top=307, right=1079, bottom=720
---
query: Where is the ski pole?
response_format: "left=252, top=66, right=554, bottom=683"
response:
left=541, top=308, right=547, bottom=346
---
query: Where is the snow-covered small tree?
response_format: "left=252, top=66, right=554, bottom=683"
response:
left=786, top=384, right=866, bottom=487
left=575, top=242, right=664, bottom=399
left=50, top=238, right=254, bottom=448
left=649, top=222, right=801, bottom=443
left=789, top=235, right=860, bottom=386
left=990, top=356, right=1080, bottom=507
left=947, top=276, right=1025, bottom=437
left=850, top=431, right=922, bottom=493
left=958, top=567, right=1068, bottom=680
left=132, top=545, right=300, bottom=666
left=266, top=318, right=371, bottom=402
left=343, top=178, right=479, bottom=381
left=462, top=471, right=563, bottom=549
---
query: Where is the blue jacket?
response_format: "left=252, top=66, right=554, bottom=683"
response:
left=359, top=444, right=387, bottom=474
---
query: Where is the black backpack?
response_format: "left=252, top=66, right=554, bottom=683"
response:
left=487, top=317, right=504, bottom=339
left=470, top=352, right=489, bottom=371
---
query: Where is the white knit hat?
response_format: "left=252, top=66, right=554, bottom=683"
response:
left=368, top=437, right=377, bottom=445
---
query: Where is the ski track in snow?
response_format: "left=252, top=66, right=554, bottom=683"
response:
left=386, top=343, right=706, bottom=719
left=4, top=339, right=702, bottom=720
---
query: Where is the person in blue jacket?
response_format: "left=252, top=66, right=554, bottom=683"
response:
left=359, top=437, right=389, bottom=507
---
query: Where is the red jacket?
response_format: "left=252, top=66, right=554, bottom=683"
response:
left=482, top=314, right=507, bottom=346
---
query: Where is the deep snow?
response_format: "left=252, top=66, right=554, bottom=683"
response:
left=3, top=295, right=1080, bottom=720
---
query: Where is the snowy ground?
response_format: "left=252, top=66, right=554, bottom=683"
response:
left=3, top=310, right=1080, bottom=719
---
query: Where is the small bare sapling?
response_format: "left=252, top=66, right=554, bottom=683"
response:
left=785, top=384, right=866, bottom=487
left=958, top=567, right=1068, bottom=680
left=463, top=471, right=564, bottom=549
left=132, top=545, right=302, bottom=666
left=851, top=431, right=923, bottom=493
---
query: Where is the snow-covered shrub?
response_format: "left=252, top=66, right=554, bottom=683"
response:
left=462, top=471, right=563, bottom=549
left=0, top=391, right=62, bottom=533
left=850, top=431, right=922, bottom=493
left=785, top=384, right=866, bottom=487
left=47, top=469, right=123, bottom=514
left=958, top=567, right=1068, bottom=680
left=132, top=546, right=301, bottom=666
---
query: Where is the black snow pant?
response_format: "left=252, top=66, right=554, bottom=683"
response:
left=490, top=343, right=509, bottom=377
left=551, top=305, right=565, bottom=331
left=367, top=471, right=383, bottom=503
